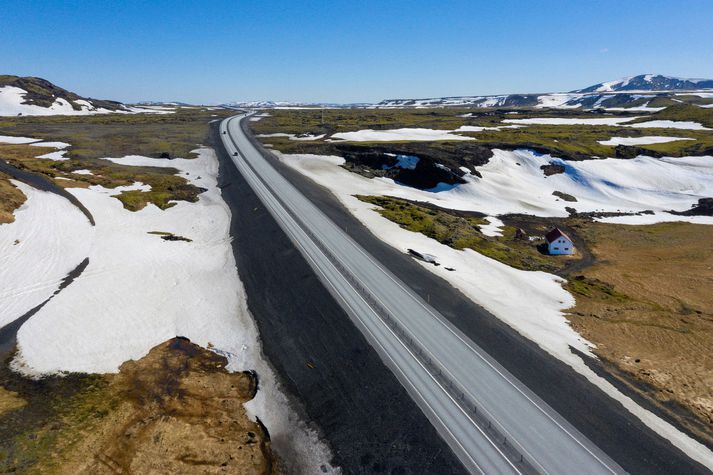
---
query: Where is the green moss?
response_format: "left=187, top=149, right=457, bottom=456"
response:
left=358, top=195, right=569, bottom=273
left=0, top=372, right=116, bottom=473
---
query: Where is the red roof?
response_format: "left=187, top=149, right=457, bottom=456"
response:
left=545, top=227, right=572, bottom=243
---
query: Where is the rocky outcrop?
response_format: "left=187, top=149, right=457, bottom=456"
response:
left=671, top=197, right=713, bottom=216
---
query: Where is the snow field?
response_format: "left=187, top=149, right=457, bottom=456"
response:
left=598, top=136, right=694, bottom=146
left=0, top=181, right=93, bottom=328
left=330, top=128, right=476, bottom=142
left=2, top=148, right=335, bottom=473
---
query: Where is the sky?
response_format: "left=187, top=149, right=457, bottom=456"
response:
left=3, top=0, right=713, bottom=104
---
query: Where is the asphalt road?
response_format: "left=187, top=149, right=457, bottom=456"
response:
left=221, top=114, right=627, bottom=474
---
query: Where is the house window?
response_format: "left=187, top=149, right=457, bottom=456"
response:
left=564, top=248, right=569, bottom=250
left=554, top=247, right=559, bottom=250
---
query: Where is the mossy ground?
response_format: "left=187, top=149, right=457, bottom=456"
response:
left=357, top=195, right=580, bottom=274
left=0, top=107, right=230, bottom=213
left=252, top=105, right=713, bottom=160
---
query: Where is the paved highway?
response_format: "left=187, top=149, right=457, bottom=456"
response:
left=221, top=114, right=625, bottom=474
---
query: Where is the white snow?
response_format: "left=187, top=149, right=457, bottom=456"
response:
left=535, top=93, right=582, bottom=109
left=596, top=212, right=713, bottom=225
left=593, top=76, right=633, bottom=92
left=330, top=128, right=475, bottom=142
left=502, top=116, right=710, bottom=130
left=0, top=86, right=116, bottom=116
left=257, top=132, right=326, bottom=141
left=71, top=169, right=94, bottom=176
left=479, top=216, right=504, bottom=237
left=36, top=151, right=68, bottom=161
left=454, top=125, right=523, bottom=132
left=276, top=150, right=713, bottom=470
left=0, top=135, right=40, bottom=144
left=605, top=104, right=666, bottom=112
left=598, top=136, right=694, bottom=146
left=30, top=141, right=70, bottom=149
left=276, top=150, right=713, bottom=221
left=676, top=92, right=713, bottom=98
left=0, top=181, right=93, bottom=329
left=628, top=120, right=711, bottom=130
left=504, top=116, right=641, bottom=126
left=4, top=148, right=335, bottom=473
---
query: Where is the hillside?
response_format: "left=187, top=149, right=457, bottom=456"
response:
left=0, top=75, right=129, bottom=116
left=574, top=74, right=713, bottom=93
left=376, top=74, right=713, bottom=110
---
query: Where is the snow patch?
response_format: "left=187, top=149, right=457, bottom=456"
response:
left=504, top=116, right=641, bottom=126
left=330, top=128, right=476, bottom=142
left=629, top=120, right=711, bottom=130
left=0, top=181, right=93, bottom=329
left=0, top=135, right=40, bottom=144
left=71, top=169, right=94, bottom=176
left=595, top=212, right=713, bottom=225
left=479, top=216, right=504, bottom=237
left=598, top=136, right=694, bottom=146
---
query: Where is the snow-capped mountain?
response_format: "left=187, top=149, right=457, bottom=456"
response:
left=376, top=74, right=713, bottom=110
left=0, top=75, right=131, bottom=116
left=573, top=74, right=713, bottom=93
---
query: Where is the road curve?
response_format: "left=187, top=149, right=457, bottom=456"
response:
left=220, top=114, right=625, bottom=475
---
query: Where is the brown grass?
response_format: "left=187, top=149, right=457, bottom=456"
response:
left=2, top=338, right=277, bottom=474
left=0, top=172, right=26, bottom=224
left=567, top=222, right=713, bottom=442
left=0, top=387, right=26, bottom=416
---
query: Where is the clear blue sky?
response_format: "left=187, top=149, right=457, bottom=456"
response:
left=3, top=0, right=713, bottom=104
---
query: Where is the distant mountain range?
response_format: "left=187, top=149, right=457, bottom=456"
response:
left=375, top=74, right=713, bottom=109
left=221, top=100, right=371, bottom=109
left=2, top=74, right=712, bottom=116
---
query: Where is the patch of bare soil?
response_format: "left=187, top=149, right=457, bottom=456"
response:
left=0, top=172, right=26, bottom=224
left=0, top=338, right=278, bottom=474
left=566, top=221, right=713, bottom=444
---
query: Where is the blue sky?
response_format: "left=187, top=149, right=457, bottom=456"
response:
left=3, top=0, right=713, bottom=104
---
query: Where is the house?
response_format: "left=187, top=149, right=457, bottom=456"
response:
left=514, top=228, right=528, bottom=240
left=545, top=227, right=575, bottom=255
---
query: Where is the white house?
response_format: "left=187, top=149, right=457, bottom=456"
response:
left=545, top=227, right=575, bottom=255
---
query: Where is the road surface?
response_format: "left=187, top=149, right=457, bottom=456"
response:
left=220, top=114, right=625, bottom=475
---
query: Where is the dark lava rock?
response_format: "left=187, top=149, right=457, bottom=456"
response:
left=338, top=145, right=472, bottom=190
left=552, top=191, right=577, bottom=202
left=540, top=163, right=565, bottom=176
left=671, top=197, right=713, bottom=216
left=161, top=234, right=192, bottom=242
left=614, top=145, right=663, bottom=159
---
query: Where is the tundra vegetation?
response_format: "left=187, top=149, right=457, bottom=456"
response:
left=0, top=107, right=234, bottom=212
left=251, top=105, right=713, bottom=160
